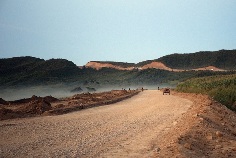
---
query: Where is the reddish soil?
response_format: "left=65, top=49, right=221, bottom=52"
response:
left=0, top=90, right=140, bottom=120
left=85, top=61, right=134, bottom=70
left=152, top=91, right=236, bottom=157
left=141, top=61, right=177, bottom=71
left=85, top=61, right=226, bottom=72
left=0, top=90, right=191, bottom=157
left=0, top=90, right=236, bottom=157
left=193, top=66, right=225, bottom=71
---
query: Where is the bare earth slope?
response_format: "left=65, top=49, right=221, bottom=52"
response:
left=153, top=92, right=236, bottom=158
left=85, top=61, right=226, bottom=72
left=0, top=90, right=192, bottom=157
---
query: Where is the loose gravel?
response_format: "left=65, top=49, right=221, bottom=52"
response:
left=0, top=90, right=192, bottom=158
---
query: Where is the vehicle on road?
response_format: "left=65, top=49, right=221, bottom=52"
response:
left=163, top=88, right=170, bottom=95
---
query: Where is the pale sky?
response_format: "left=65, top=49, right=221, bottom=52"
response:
left=0, top=0, right=236, bottom=65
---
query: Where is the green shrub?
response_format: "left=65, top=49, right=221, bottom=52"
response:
left=176, top=74, right=236, bottom=111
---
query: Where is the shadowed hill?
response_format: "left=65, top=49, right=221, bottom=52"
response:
left=0, top=57, right=82, bottom=86
left=1, top=50, right=236, bottom=87
left=138, top=49, right=236, bottom=70
left=86, top=49, right=236, bottom=71
left=0, top=56, right=44, bottom=74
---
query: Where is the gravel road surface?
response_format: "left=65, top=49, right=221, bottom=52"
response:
left=0, top=90, right=192, bottom=157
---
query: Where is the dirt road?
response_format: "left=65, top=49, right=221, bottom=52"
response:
left=0, top=90, right=192, bottom=157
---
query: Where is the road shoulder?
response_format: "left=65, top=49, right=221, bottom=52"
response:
left=151, top=92, right=236, bottom=158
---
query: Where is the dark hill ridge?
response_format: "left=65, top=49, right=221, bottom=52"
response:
left=0, top=49, right=236, bottom=87
left=0, top=56, right=77, bottom=73
left=0, top=56, right=81, bottom=86
left=92, top=49, right=236, bottom=70
left=0, top=56, right=44, bottom=74
left=154, top=49, right=236, bottom=70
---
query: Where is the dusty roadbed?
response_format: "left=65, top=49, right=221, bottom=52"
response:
left=0, top=90, right=140, bottom=120
left=1, top=90, right=236, bottom=157
left=47, top=90, right=140, bottom=115
left=0, top=90, right=192, bottom=157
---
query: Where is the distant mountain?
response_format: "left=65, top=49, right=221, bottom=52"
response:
left=0, top=56, right=81, bottom=86
left=85, top=61, right=136, bottom=70
left=0, top=49, right=236, bottom=88
left=154, top=49, right=236, bottom=70
left=85, top=49, right=236, bottom=71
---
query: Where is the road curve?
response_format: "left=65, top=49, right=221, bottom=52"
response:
left=0, top=90, right=192, bottom=157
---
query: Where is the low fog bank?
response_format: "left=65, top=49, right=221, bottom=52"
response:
left=0, top=83, right=174, bottom=101
left=0, top=85, right=73, bottom=101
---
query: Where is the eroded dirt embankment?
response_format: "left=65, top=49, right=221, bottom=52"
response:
left=152, top=92, right=236, bottom=158
left=0, top=90, right=140, bottom=120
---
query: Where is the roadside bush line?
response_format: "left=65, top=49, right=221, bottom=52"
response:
left=176, top=74, right=236, bottom=111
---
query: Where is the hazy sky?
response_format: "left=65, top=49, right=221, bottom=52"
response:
left=0, top=0, right=236, bottom=65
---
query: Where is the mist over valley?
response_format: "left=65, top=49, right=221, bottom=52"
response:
left=1, top=49, right=236, bottom=101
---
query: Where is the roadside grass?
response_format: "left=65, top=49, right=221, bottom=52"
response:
left=176, top=74, right=236, bottom=111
